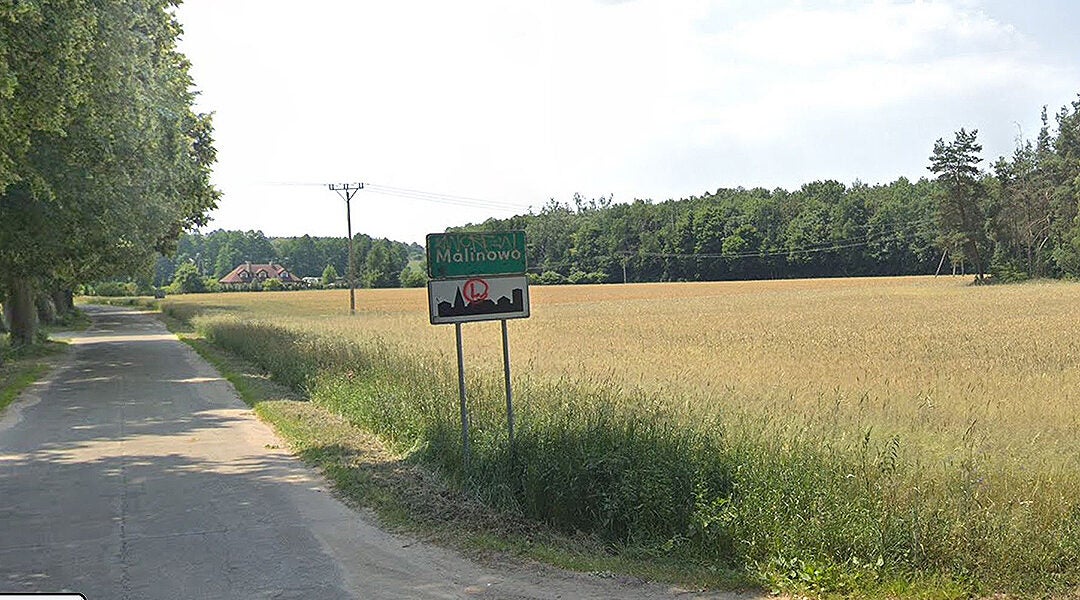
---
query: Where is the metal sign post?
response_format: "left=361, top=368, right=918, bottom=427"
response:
left=425, top=231, right=529, bottom=469
left=501, top=319, right=515, bottom=448
left=455, top=322, right=470, bottom=468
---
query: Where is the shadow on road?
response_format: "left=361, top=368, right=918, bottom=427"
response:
left=0, top=306, right=357, bottom=598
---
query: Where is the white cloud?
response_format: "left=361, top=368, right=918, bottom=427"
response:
left=714, top=2, right=1021, bottom=66
left=668, top=1, right=1063, bottom=145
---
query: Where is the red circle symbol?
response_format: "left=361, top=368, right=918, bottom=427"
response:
left=462, top=278, right=489, bottom=303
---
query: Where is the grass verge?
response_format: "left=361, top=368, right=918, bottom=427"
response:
left=42, top=308, right=92, bottom=334
left=78, top=295, right=160, bottom=308
left=0, top=341, right=68, bottom=414
left=157, top=311, right=754, bottom=593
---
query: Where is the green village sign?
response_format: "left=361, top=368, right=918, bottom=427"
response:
left=425, top=230, right=529, bottom=469
left=426, top=231, right=527, bottom=279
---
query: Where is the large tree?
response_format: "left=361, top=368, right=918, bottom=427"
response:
left=929, top=128, right=990, bottom=283
left=0, top=0, right=218, bottom=344
left=1048, top=97, right=1080, bottom=275
left=991, top=120, right=1055, bottom=278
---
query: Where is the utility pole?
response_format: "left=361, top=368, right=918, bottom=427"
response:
left=617, top=251, right=629, bottom=284
left=328, top=183, right=364, bottom=315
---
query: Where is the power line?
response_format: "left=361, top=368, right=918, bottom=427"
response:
left=518, top=215, right=936, bottom=272
left=257, top=181, right=326, bottom=187
left=256, top=180, right=534, bottom=212
left=363, top=187, right=529, bottom=211
left=609, top=216, right=936, bottom=261
left=628, top=240, right=873, bottom=260
left=363, top=183, right=532, bottom=211
left=261, top=179, right=935, bottom=264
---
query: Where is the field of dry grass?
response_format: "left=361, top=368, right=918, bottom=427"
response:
left=158, top=276, right=1080, bottom=594
left=170, top=276, right=1080, bottom=461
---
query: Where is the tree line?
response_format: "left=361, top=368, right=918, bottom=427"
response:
left=103, top=92, right=1080, bottom=298
left=931, top=102, right=1080, bottom=282
left=466, top=179, right=939, bottom=284
left=0, top=1, right=218, bottom=349
left=454, top=95, right=1080, bottom=285
left=138, top=230, right=424, bottom=293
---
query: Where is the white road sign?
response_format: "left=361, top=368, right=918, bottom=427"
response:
left=427, top=275, right=530, bottom=325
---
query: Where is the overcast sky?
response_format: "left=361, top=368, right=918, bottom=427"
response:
left=174, top=0, right=1080, bottom=244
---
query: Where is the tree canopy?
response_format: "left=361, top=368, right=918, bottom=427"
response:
left=930, top=128, right=989, bottom=282
left=452, top=182, right=941, bottom=283
left=1, top=0, right=218, bottom=343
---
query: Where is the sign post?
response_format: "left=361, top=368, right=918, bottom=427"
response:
left=426, top=231, right=529, bottom=468
left=455, top=322, right=469, bottom=468
left=501, top=319, right=514, bottom=451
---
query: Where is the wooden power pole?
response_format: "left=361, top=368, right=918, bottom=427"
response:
left=328, top=183, right=364, bottom=315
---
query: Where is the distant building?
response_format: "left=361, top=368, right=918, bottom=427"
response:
left=218, top=262, right=302, bottom=289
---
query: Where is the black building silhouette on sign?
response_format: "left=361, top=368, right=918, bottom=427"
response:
left=437, top=287, right=524, bottom=318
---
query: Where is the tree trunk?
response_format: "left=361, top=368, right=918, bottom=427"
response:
left=0, top=298, right=7, bottom=364
left=52, top=288, right=74, bottom=316
left=954, top=199, right=985, bottom=283
left=7, top=277, right=38, bottom=346
left=36, top=294, right=57, bottom=325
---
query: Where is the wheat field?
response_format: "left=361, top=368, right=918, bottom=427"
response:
left=169, top=276, right=1080, bottom=460
left=160, top=275, right=1080, bottom=593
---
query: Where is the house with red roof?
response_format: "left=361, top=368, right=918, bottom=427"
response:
left=218, top=262, right=302, bottom=289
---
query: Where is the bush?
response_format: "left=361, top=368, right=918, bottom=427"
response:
left=90, top=281, right=138, bottom=296
left=567, top=270, right=608, bottom=284
left=538, top=270, right=564, bottom=285
left=264, top=278, right=284, bottom=291
left=170, top=263, right=205, bottom=294
left=321, top=264, right=339, bottom=286
left=399, top=264, right=427, bottom=288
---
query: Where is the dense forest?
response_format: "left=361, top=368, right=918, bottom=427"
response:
left=455, top=97, right=1080, bottom=285
left=467, top=179, right=940, bottom=284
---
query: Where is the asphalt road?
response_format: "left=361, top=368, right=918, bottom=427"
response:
left=0, top=306, right=747, bottom=600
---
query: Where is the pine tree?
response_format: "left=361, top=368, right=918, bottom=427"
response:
left=929, top=129, right=989, bottom=283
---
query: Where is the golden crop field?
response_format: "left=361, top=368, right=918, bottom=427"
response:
left=168, top=275, right=1080, bottom=463
left=160, top=275, right=1080, bottom=591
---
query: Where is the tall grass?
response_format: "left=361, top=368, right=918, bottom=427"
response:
left=169, top=277, right=1080, bottom=596
left=157, top=278, right=1080, bottom=595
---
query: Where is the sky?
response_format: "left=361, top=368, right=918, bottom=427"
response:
left=173, top=0, right=1080, bottom=245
